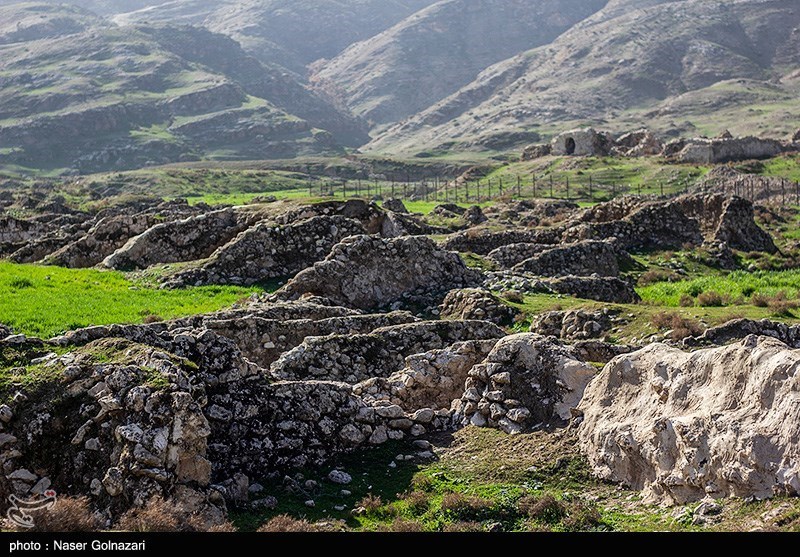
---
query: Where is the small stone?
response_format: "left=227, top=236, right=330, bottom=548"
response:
left=328, top=470, right=352, bottom=485
left=369, top=426, right=388, bottom=445
left=250, top=496, right=278, bottom=510
left=30, top=477, right=51, bottom=495
left=84, top=438, right=101, bottom=451
left=89, top=478, right=103, bottom=496
left=339, top=424, right=366, bottom=445
left=411, top=408, right=434, bottom=424
left=305, top=479, right=318, bottom=490
left=8, top=469, right=36, bottom=483
left=305, top=500, right=316, bottom=508
left=340, top=490, right=352, bottom=497
left=334, top=505, right=346, bottom=512
left=388, top=461, right=397, bottom=469
left=694, top=498, right=723, bottom=517
left=115, top=424, right=144, bottom=443
left=103, top=467, right=124, bottom=497
left=409, top=424, right=426, bottom=437
left=416, top=451, right=435, bottom=460
left=0, top=405, right=13, bottom=423
left=412, top=440, right=431, bottom=451
left=506, top=408, right=531, bottom=423
left=486, top=390, right=505, bottom=402
left=0, top=433, right=17, bottom=447
left=374, top=405, right=405, bottom=419
left=249, top=483, right=264, bottom=495
left=389, top=418, right=413, bottom=430
left=470, top=413, right=487, bottom=427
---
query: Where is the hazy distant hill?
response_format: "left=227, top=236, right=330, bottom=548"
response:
left=310, top=0, right=608, bottom=128
left=114, top=0, right=440, bottom=74
left=367, top=0, right=800, bottom=154
left=0, top=4, right=367, bottom=173
left=0, top=0, right=798, bottom=172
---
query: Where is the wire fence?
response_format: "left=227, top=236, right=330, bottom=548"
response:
left=307, top=172, right=705, bottom=205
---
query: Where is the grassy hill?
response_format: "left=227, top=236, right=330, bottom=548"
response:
left=0, top=5, right=367, bottom=174
left=367, top=0, right=800, bottom=155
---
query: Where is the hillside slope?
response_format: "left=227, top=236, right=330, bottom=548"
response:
left=113, top=0, right=440, bottom=74
left=0, top=8, right=367, bottom=173
left=311, top=0, right=608, bottom=128
left=366, top=0, right=800, bottom=154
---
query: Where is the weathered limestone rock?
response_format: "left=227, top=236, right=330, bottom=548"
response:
left=547, top=276, right=641, bottom=304
left=277, top=235, right=482, bottom=310
left=578, top=336, right=800, bottom=504
left=202, top=311, right=417, bottom=368
left=454, top=334, right=597, bottom=433
left=673, top=193, right=776, bottom=253
left=354, top=340, right=498, bottom=412
left=483, top=272, right=640, bottom=304
left=103, top=208, right=257, bottom=270
left=487, top=243, right=550, bottom=269
left=439, top=288, right=517, bottom=325
left=442, top=229, right=559, bottom=255
left=614, top=129, right=664, bottom=157
left=277, top=200, right=384, bottom=234
left=530, top=309, right=615, bottom=341
left=44, top=213, right=160, bottom=268
left=512, top=240, right=627, bottom=278
left=685, top=318, right=800, bottom=348
left=551, top=128, right=613, bottom=157
left=270, top=320, right=506, bottom=384
left=675, top=136, right=785, bottom=164
left=383, top=199, right=409, bottom=214
left=563, top=201, right=704, bottom=251
left=0, top=215, right=54, bottom=245
left=166, top=216, right=365, bottom=287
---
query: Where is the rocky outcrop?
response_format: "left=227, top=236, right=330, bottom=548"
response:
left=277, top=200, right=384, bottom=234
left=673, top=194, right=776, bottom=253
left=512, top=240, right=625, bottom=278
left=277, top=235, right=482, bottom=310
left=579, top=336, right=800, bottom=504
left=674, top=136, right=785, bottom=164
left=166, top=216, right=365, bottom=287
left=563, top=202, right=703, bottom=251
left=442, top=229, right=558, bottom=255
left=0, top=338, right=223, bottom=521
left=614, top=129, right=663, bottom=157
left=530, top=309, right=615, bottom=341
left=380, top=211, right=446, bottom=238
left=452, top=334, right=596, bottom=434
left=44, top=213, right=160, bottom=268
left=547, top=276, right=641, bottom=304
left=270, top=320, right=505, bottom=384
left=484, top=272, right=640, bottom=304
left=0, top=215, right=54, bottom=245
left=487, top=243, right=549, bottom=269
left=571, top=340, right=635, bottom=364
left=439, top=288, right=517, bottom=325
left=354, top=340, right=498, bottom=412
left=103, top=208, right=258, bottom=271
left=685, top=318, right=800, bottom=348
left=383, top=198, right=408, bottom=214
left=551, top=128, right=613, bottom=156
left=202, top=311, right=417, bottom=368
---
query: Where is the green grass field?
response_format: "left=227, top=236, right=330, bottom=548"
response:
left=0, top=262, right=261, bottom=338
left=638, top=269, right=800, bottom=307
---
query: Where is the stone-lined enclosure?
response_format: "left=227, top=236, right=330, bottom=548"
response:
left=0, top=190, right=792, bottom=526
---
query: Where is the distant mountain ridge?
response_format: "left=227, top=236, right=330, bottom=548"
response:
left=0, top=0, right=797, bottom=172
